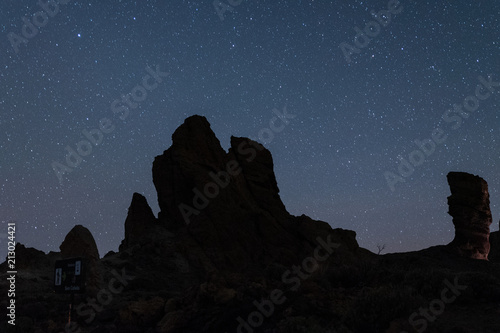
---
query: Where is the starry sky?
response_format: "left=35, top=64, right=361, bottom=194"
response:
left=1, top=0, right=499, bottom=260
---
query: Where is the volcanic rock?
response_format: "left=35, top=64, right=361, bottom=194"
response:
left=489, top=221, right=500, bottom=262
left=60, top=224, right=99, bottom=260
left=152, top=115, right=358, bottom=276
left=13, top=243, right=49, bottom=270
left=119, top=192, right=158, bottom=251
left=59, top=224, right=101, bottom=293
left=229, top=136, right=289, bottom=220
left=118, top=296, right=165, bottom=327
left=2, top=116, right=500, bottom=333
left=446, top=172, right=493, bottom=260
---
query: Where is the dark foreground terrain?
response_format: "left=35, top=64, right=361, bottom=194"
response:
left=1, top=116, right=499, bottom=333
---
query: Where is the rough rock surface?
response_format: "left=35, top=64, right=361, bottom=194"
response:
left=2, top=116, right=500, bottom=333
left=152, top=115, right=358, bottom=275
left=119, top=192, right=158, bottom=251
left=60, top=225, right=100, bottom=260
left=446, top=172, right=493, bottom=260
left=14, top=243, right=50, bottom=270
left=59, top=224, right=101, bottom=293
left=489, top=221, right=500, bottom=262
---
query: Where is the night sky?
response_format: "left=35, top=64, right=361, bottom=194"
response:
left=1, top=0, right=499, bottom=260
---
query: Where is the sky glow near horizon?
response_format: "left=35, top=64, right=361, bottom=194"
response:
left=0, top=0, right=499, bottom=259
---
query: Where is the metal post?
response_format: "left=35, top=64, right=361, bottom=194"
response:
left=68, top=293, right=74, bottom=326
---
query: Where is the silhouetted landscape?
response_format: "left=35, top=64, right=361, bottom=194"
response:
left=1, top=116, right=499, bottom=333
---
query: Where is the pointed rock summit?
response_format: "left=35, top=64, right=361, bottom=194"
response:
left=152, top=115, right=357, bottom=273
left=152, top=115, right=229, bottom=228
left=447, top=172, right=493, bottom=260
left=120, top=192, right=158, bottom=251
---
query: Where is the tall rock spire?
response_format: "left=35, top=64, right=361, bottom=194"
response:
left=447, top=172, right=493, bottom=260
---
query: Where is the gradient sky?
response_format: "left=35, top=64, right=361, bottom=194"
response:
left=1, top=0, right=499, bottom=260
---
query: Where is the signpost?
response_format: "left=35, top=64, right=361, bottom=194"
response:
left=54, top=257, right=87, bottom=328
left=54, top=257, right=86, bottom=294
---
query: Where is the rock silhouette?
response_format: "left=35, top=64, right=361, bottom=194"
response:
left=119, top=192, right=158, bottom=251
left=151, top=115, right=358, bottom=274
left=1, top=116, right=499, bottom=333
left=60, top=224, right=101, bottom=295
left=490, top=220, right=500, bottom=262
left=446, top=172, right=493, bottom=260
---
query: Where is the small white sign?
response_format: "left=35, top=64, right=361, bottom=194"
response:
left=75, top=261, right=81, bottom=276
left=55, top=268, right=62, bottom=286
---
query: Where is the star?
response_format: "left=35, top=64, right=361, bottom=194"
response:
left=0, top=0, right=498, bottom=259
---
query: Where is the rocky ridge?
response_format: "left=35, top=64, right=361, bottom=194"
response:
left=1, top=115, right=499, bottom=333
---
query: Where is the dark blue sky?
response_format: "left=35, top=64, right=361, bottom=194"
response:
left=1, top=0, right=499, bottom=259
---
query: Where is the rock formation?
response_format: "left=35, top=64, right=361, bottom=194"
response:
left=119, top=192, right=158, bottom=251
left=2, top=117, right=500, bottom=333
left=14, top=243, right=50, bottom=270
left=152, top=115, right=358, bottom=274
left=489, top=220, right=500, bottom=262
left=60, top=224, right=100, bottom=261
left=446, top=172, right=493, bottom=260
left=60, top=224, right=101, bottom=294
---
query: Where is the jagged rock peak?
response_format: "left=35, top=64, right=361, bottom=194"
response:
left=152, top=115, right=288, bottom=228
left=128, top=192, right=155, bottom=216
left=169, top=115, right=227, bottom=167
left=120, top=192, right=157, bottom=251
left=447, top=171, right=493, bottom=260
left=171, top=115, right=222, bottom=148
left=152, top=115, right=228, bottom=227
left=150, top=115, right=356, bottom=271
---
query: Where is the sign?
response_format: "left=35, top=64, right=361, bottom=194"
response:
left=54, top=257, right=86, bottom=294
